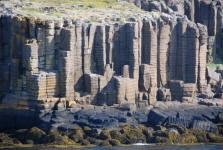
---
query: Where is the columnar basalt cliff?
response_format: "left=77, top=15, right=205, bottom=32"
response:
left=139, top=0, right=223, bottom=61
left=0, top=14, right=208, bottom=106
left=0, top=0, right=223, bottom=132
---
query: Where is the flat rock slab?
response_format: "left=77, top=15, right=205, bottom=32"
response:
left=148, top=101, right=223, bottom=132
left=37, top=105, right=149, bottom=130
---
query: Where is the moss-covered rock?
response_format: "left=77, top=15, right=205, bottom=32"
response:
left=109, top=139, right=121, bottom=146
left=179, top=133, right=197, bottom=144
left=168, top=132, right=180, bottom=144
left=0, top=133, right=15, bottom=146
left=86, top=137, right=101, bottom=145
left=189, top=128, right=208, bottom=143
left=98, top=140, right=111, bottom=146
left=217, top=124, right=223, bottom=135
left=79, top=139, right=90, bottom=146
left=25, top=139, right=34, bottom=144
left=153, top=136, right=171, bottom=144
left=13, top=127, right=46, bottom=144
left=68, top=127, right=84, bottom=142
left=13, top=129, right=28, bottom=143
left=153, top=131, right=168, bottom=138
left=207, top=133, right=223, bottom=143
left=83, top=126, right=100, bottom=138
left=26, top=127, right=46, bottom=144
left=119, top=124, right=146, bottom=144
left=99, top=130, right=111, bottom=140
left=42, top=130, right=75, bottom=145
left=150, top=131, right=171, bottom=144
left=166, top=124, right=186, bottom=134
left=154, top=125, right=166, bottom=131
left=110, top=130, right=122, bottom=140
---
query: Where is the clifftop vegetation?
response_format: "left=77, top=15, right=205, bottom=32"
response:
left=2, top=0, right=150, bottom=23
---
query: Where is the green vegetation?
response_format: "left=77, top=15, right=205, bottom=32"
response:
left=206, top=56, right=223, bottom=69
left=207, top=49, right=212, bottom=56
left=1, top=123, right=223, bottom=148
left=206, top=48, right=223, bottom=69
left=14, top=0, right=147, bottom=21
left=20, top=0, right=116, bottom=7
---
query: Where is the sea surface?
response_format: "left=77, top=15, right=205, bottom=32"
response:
left=2, top=145, right=223, bottom=150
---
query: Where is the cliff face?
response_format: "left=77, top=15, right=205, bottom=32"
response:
left=2, top=0, right=223, bottom=132
left=0, top=13, right=208, bottom=107
left=140, top=0, right=223, bottom=61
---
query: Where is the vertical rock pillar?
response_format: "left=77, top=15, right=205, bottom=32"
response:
left=58, top=27, right=76, bottom=100
left=45, top=20, right=55, bottom=71
left=176, top=20, right=187, bottom=80
left=82, top=24, right=96, bottom=74
left=140, top=20, right=158, bottom=104
left=126, top=22, right=139, bottom=79
left=184, top=23, right=199, bottom=83
left=197, top=24, right=208, bottom=93
left=157, top=19, right=170, bottom=87
left=93, top=25, right=106, bottom=75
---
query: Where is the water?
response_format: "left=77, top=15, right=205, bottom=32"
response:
left=2, top=145, right=223, bottom=150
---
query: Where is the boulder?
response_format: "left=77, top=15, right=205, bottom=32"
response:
left=148, top=103, right=223, bottom=132
left=149, top=1, right=162, bottom=12
left=157, top=88, right=171, bottom=101
left=206, top=67, right=221, bottom=86
left=217, top=113, right=223, bottom=123
left=199, top=87, right=215, bottom=99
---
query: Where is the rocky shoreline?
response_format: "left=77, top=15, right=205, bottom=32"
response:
left=0, top=121, right=223, bottom=148
left=1, top=101, right=223, bottom=148
left=1, top=0, right=223, bottom=148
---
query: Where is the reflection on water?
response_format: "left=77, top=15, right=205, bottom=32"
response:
left=2, top=145, right=223, bottom=150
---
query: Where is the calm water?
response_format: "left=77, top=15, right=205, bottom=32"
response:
left=2, top=145, right=223, bottom=150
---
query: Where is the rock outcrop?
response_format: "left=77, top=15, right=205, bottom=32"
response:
left=0, top=0, right=223, bottom=132
left=0, top=14, right=208, bottom=106
left=139, top=0, right=223, bottom=62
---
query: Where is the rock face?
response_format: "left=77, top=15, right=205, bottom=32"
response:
left=148, top=101, right=223, bottom=133
left=140, top=0, right=223, bottom=61
left=0, top=14, right=208, bottom=107
left=0, top=0, right=223, bottom=131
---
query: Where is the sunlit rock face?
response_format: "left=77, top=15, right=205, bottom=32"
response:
left=2, top=0, right=223, bottom=132
left=0, top=13, right=208, bottom=106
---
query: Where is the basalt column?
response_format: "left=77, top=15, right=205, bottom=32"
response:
left=36, top=20, right=46, bottom=70
left=140, top=20, right=158, bottom=104
left=93, top=25, right=106, bottom=75
left=73, top=24, right=83, bottom=91
left=176, top=21, right=187, bottom=80
left=82, top=24, right=96, bottom=74
left=198, top=24, right=208, bottom=93
left=0, top=15, right=11, bottom=94
left=45, top=21, right=55, bottom=71
left=168, top=21, right=178, bottom=80
left=0, top=15, right=11, bottom=61
left=22, top=40, right=39, bottom=92
left=209, top=2, right=217, bottom=36
left=157, top=19, right=170, bottom=87
left=112, top=24, right=129, bottom=76
left=126, top=22, right=139, bottom=79
left=216, top=7, right=223, bottom=60
left=184, top=23, right=199, bottom=83
left=10, top=17, right=27, bottom=94
left=58, top=27, right=75, bottom=100
left=105, top=25, right=114, bottom=65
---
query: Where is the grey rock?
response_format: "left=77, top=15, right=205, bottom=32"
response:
left=168, top=128, right=179, bottom=134
left=207, top=67, right=221, bottom=83
left=148, top=103, right=223, bottom=132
